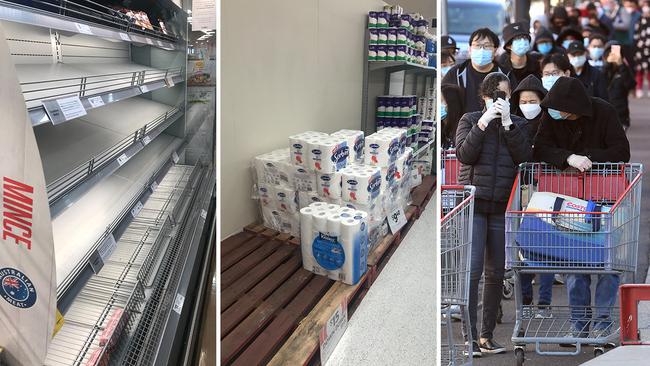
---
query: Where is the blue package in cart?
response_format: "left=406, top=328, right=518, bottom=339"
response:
left=516, top=216, right=609, bottom=265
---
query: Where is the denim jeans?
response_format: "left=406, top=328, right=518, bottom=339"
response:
left=462, top=212, right=505, bottom=341
left=520, top=273, right=554, bottom=305
left=566, top=274, right=620, bottom=334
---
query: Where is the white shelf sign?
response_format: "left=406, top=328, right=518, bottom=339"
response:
left=165, top=76, right=175, bottom=88
left=87, top=96, right=105, bottom=108
left=56, top=96, right=87, bottom=120
left=119, top=33, right=131, bottom=41
left=117, top=153, right=129, bottom=166
left=319, top=300, right=348, bottom=365
left=139, top=84, right=150, bottom=94
left=192, top=0, right=216, bottom=31
left=388, top=208, right=408, bottom=234
left=75, top=23, right=93, bottom=35
left=142, top=135, right=151, bottom=146
left=173, top=293, right=185, bottom=314
left=172, top=151, right=180, bottom=164
left=131, top=201, right=144, bottom=218
left=97, top=234, right=117, bottom=262
left=150, top=181, right=158, bottom=192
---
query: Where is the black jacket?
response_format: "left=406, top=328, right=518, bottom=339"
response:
left=441, top=59, right=518, bottom=110
left=534, top=77, right=630, bottom=168
left=455, top=112, right=533, bottom=213
left=603, top=62, right=636, bottom=127
left=497, top=51, right=543, bottom=81
left=576, top=63, right=610, bottom=101
left=510, top=74, right=548, bottom=142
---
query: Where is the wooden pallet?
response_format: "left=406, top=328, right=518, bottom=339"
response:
left=221, top=175, right=437, bottom=366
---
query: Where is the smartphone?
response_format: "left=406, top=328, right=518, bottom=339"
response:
left=612, top=44, right=621, bottom=57
left=493, top=90, right=507, bottom=115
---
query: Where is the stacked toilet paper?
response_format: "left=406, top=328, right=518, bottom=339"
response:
left=365, top=127, right=407, bottom=167
left=300, top=202, right=369, bottom=285
left=331, top=129, right=365, bottom=163
left=253, top=149, right=293, bottom=187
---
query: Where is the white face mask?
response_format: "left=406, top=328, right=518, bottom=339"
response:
left=569, top=55, right=587, bottom=68
left=519, top=103, right=542, bottom=120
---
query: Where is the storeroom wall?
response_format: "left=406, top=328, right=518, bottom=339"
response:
left=221, top=0, right=386, bottom=238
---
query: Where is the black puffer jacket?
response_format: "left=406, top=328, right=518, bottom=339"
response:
left=534, top=77, right=630, bottom=168
left=455, top=112, right=533, bottom=213
left=576, top=62, right=610, bottom=101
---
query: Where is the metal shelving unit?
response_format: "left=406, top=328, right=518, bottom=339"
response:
left=0, top=1, right=215, bottom=365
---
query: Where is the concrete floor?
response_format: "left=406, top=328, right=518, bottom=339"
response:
left=327, top=197, right=437, bottom=366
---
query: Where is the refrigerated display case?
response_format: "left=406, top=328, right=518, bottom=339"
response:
left=0, top=0, right=215, bottom=364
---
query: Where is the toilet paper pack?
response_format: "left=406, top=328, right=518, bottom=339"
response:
left=332, top=129, right=365, bottom=163
left=299, top=191, right=324, bottom=209
left=365, top=133, right=400, bottom=167
left=300, top=202, right=369, bottom=285
left=292, top=165, right=317, bottom=192
left=316, top=171, right=342, bottom=199
left=341, top=165, right=382, bottom=204
left=289, top=131, right=329, bottom=167
left=274, top=185, right=298, bottom=213
left=310, top=137, right=350, bottom=173
left=253, top=149, right=293, bottom=187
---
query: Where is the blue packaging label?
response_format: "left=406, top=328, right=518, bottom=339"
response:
left=313, top=233, right=345, bottom=270
left=368, top=173, right=381, bottom=199
left=331, top=143, right=350, bottom=170
left=386, top=164, right=398, bottom=185
left=354, top=136, right=365, bottom=160
left=388, top=139, right=400, bottom=161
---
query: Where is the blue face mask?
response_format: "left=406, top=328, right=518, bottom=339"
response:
left=441, top=65, right=452, bottom=76
left=583, top=38, right=590, bottom=47
left=537, top=42, right=553, bottom=55
left=511, top=38, right=530, bottom=56
left=471, top=48, right=494, bottom=67
left=562, top=39, right=573, bottom=49
left=548, top=108, right=567, bottom=120
left=440, top=104, right=448, bottom=120
left=589, top=47, right=604, bottom=60
left=542, top=75, right=561, bottom=91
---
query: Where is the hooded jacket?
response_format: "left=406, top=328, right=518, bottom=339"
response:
left=533, top=27, right=566, bottom=56
left=510, top=74, right=547, bottom=141
left=533, top=77, right=630, bottom=168
left=455, top=111, right=533, bottom=214
left=575, top=61, right=610, bottom=101
left=556, top=26, right=584, bottom=49
left=442, top=59, right=518, bottom=113
left=497, top=51, right=542, bottom=82
left=550, top=7, right=569, bottom=35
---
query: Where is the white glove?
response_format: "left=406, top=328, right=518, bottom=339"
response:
left=495, top=98, right=512, bottom=127
left=567, top=154, right=592, bottom=172
left=478, top=102, right=499, bottom=130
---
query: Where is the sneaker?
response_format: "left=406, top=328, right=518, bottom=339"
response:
left=479, top=338, right=507, bottom=354
left=464, top=341, right=482, bottom=358
left=554, top=274, right=564, bottom=285
left=637, top=89, right=644, bottom=98
left=534, top=306, right=553, bottom=319
left=559, top=330, right=581, bottom=348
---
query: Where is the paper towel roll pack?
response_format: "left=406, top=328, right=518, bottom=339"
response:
left=300, top=202, right=369, bottom=285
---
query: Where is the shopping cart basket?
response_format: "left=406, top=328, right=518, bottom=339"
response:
left=441, top=185, right=475, bottom=366
left=505, top=163, right=643, bottom=364
left=441, top=149, right=461, bottom=185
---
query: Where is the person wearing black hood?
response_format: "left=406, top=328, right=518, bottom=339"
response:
left=602, top=41, right=636, bottom=130
left=566, top=40, right=610, bottom=101
left=497, top=22, right=543, bottom=82
left=534, top=77, right=630, bottom=342
left=510, top=74, right=556, bottom=317
left=441, top=83, right=464, bottom=149
left=556, top=26, right=584, bottom=51
left=443, top=28, right=517, bottom=113
left=549, top=6, right=570, bottom=36
left=455, top=72, right=532, bottom=357
left=533, top=27, right=566, bottom=56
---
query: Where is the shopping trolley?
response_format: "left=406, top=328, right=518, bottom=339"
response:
left=505, top=163, right=643, bottom=365
left=441, top=149, right=461, bottom=185
left=441, top=185, right=475, bottom=366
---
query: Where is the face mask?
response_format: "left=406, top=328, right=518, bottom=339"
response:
left=471, top=48, right=494, bottom=67
left=548, top=108, right=568, bottom=120
left=562, top=39, right=573, bottom=49
left=538, top=42, right=553, bottom=55
left=589, top=47, right=604, bottom=60
left=519, top=103, right=542, bottom=120
left=441, top=65, right=452, bottom=77
left=484, top=98, right=494, bottom=109
left=542, top=74, right=561, bottom=91
left=511, top=38, right=530, bottom=56
left=581, top=17, right=590, bottom=27
left=440, top=104, right=448, bottom=120
left=583, top=38, right=590, bottom=47
left=569, top=54, right=587, bottom=68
